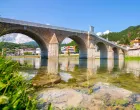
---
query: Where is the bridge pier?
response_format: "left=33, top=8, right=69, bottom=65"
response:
left=87, top=48, right=96, bottom=59
left=118, top=49, right=124, bottom=60
left=87, top=43, right=96, bottom=59
left=48, top=34, right=59, bottom=59
left=41, top=50, right=48, bottom=58
left=107, top=46, right=114, bottom=59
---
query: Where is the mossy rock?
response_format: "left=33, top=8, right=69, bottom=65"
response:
left=68, top=78, right=77, bottom=84
left=32, top=74, right=61, bottom=87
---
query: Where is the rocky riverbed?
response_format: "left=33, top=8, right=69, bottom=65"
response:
left=37, top=82, right=140, bottom=110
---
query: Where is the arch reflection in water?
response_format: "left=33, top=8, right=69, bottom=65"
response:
left=32, top=58, right=60, bottom=86
left=13, top=57, right=125, bottom=75
left=12, top=57, right=41, bottom=69
left=59, top=58, right=79, bottom=72
left=40, top=58, right=59, bottom=74
left=59, top=58, right=125, bottom=74
left=11, top=57, right=140, bottom=87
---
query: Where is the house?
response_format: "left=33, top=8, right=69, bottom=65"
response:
left=36, top=48, right=41, bottom=55
left=18, top=49, right=24, bottom=55
left=61, top=46, right=76, bottom=54
left=131, top=37, right=140, bottom=48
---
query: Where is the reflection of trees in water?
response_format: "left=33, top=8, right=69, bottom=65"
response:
left=60, top=58, right=80, bottom=72
left=108, top=73, right=140, bottom=93
left=74, top=65, right=79, bottom=71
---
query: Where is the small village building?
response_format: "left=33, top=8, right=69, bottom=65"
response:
left=127, top=38, right=140, bottom=57
left=61, top=46, right=76, bottom=54
left=36, top=48, right=41, bottom=55
left=131, top=37, right=140, bottom=48
left=19, top=49, right=24, bottom=55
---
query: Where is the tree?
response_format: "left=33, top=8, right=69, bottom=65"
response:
left=101, top=25, right=140, bottom=45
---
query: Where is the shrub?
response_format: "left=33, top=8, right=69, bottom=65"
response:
left=0, top=57, right=37, bottom=109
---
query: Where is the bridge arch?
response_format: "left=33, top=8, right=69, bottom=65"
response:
left=0, top=28, right=48, bottom=58
left=60, top=35, right=87, bottom=59
left=96, top=42, right=108, bottom=59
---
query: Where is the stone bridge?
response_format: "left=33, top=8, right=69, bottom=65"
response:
left=0, top=17, right=126, bottom=59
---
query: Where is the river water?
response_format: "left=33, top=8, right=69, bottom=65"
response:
left=11, top=57, right=140, bottom=93
left=10, top=57, right=140, bottom=109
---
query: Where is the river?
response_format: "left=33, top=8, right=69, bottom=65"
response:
left=11, top=57, right=140, bottom=109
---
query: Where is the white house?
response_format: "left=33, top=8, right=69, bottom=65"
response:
left=36, top=48, right=41, bottom=55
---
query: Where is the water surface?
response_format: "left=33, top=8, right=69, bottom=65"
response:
left=11, top=57, right=140, bottom=93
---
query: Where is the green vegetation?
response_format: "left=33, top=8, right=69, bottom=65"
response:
left=47, top=103, right=85, bottom=110
left=0, top=42, right=38, bottom=51
left=24, top=52, right=33, bottom=55
left=125, top=56, right=140, bottom=60
left=23, top=41, right=39, bottom=47
left=101, top=25, right=140, bottom=44
left=108, top=73, right=140, bottom=93
left=111, top=99, right=129, bottom=106
left=0, top=57, right=37, bottom=109
left=134, top=104, right=140, bottom=110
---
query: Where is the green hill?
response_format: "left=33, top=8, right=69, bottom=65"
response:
left=23, top=41, right=39, bottom=47
left=0, top=42, right=37, bottom=51
left=101, top=25, right=140, bottom=45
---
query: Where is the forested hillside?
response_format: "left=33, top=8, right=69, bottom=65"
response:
left=23, top=41, right=39, bottom=47
left=101, top=25, right=140, bottom=44
left=0, top=42, right=37, bottom=51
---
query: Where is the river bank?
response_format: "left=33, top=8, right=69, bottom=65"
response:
left=125, top=56, right=140, bottom=60
left=37, top=82, right=140, bottom=110
left=6, top=54, right=79, bottom=58
left=6, top=55, right=140, bottom=61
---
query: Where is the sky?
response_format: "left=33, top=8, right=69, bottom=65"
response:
left=0, top=0, right=140, bottom=43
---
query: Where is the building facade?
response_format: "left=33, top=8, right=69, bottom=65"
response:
left=61, top=46, right=76, bottom=54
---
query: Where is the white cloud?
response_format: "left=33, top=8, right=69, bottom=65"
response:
left=0, top=34, right=16, bottom=42
left=103, top=30, right=111, bottom=35
left=62, top=38, right=72, bottom=44
left=46, top=23, right=50, bottom=25
left=15, top=34, right=33, bottom=44
left=0, top=33, right=33, bottom=43
left=96, top=32, right=102, bottom=36
left=96, top=30, right=111, bottom=36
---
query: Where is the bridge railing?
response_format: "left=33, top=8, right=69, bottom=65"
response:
left=0, top=17, right=87, bottom=34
